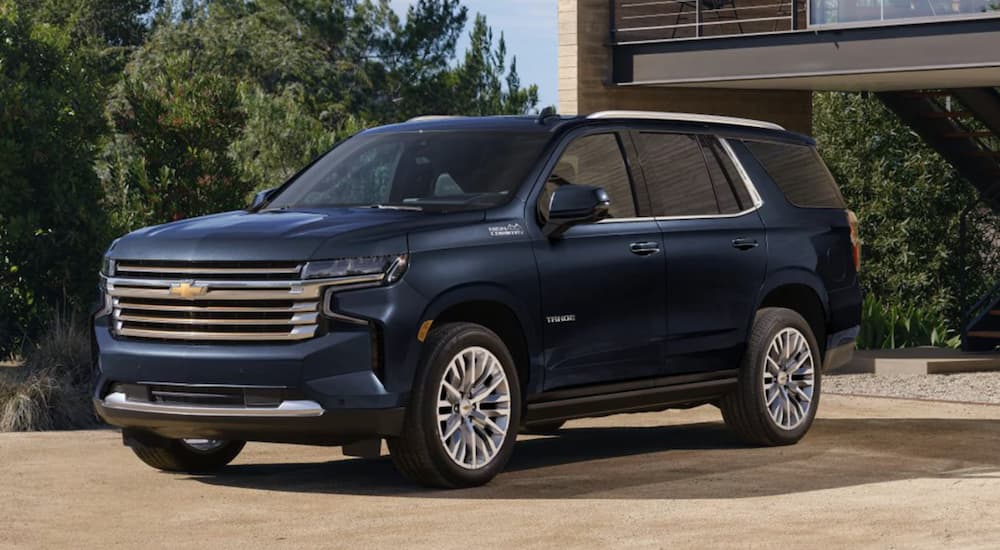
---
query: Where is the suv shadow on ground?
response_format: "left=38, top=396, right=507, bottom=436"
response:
left=189, top=414, right=1000, bottom=499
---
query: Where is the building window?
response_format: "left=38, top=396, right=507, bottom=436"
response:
left=811, top=0, right=1000, bottom=26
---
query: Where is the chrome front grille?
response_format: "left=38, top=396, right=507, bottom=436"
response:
left=106, top=261, right=323, bottom=342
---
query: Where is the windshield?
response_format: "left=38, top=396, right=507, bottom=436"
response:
left=265, top=130, right=551, bottom=212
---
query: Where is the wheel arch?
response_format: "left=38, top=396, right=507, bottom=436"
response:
left=419, top=284, right=541, bottom=395
left=754, top=271, right=829, bottom=351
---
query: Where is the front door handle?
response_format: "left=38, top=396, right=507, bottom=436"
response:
left=731, top=237, right=759, bottom=251
left=630, top=241, right=661, bottom=256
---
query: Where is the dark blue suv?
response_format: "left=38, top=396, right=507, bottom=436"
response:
left=93, top=111, right=862, bottom=488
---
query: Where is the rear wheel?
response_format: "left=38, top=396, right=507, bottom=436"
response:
left=129, top=436, right=245, bottom=473
left=388, top=322, right=521, bottom=488
left=721, top=307, right=821, bottom=446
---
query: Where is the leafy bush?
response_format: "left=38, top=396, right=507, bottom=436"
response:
left=0, top=6, right=111, bottom=355
left=0, top=312, right=97, bottom=431
left=814, top=92, right=1000, bottom=327
left=857, top=295, right=961, bottom=350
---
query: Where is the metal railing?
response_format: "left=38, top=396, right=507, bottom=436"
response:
left=612, top=0, right=806, bottom=43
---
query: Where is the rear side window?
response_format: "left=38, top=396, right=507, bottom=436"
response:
left=635, top=133, right=718, bottom=217
left=744, top=141, right=845, bottom=209
left=543, top=133, right=637, bottom=219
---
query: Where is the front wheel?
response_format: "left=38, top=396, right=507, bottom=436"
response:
left=388, top=322, right=521, bottom=488
left=721, top=307, right=821, bottom=446
left=129, top=435, right=245, bottom=473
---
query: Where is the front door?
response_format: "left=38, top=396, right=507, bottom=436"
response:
left=533, top=131, right=667, bottom=390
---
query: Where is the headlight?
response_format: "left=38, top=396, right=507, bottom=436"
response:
left=101, top=256, right=116, bottom=277
left=302, top=254, right=408, bottom=283
left=101, top=238, right=121, bottom=276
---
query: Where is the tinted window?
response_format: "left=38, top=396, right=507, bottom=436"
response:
left=744, top=141, right=846, bottom=209
left=267, top=131, right=550, bottom=212
left=700, top=137, right=751, bottom=214
left=636, top=133, right=718, bottom=217
left=542, top=133, right=636, bottom=219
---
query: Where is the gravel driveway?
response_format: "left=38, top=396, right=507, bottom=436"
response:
left=3, top=395, right=1000, bottom=549
left=826, top=372, right=1000, bottom=404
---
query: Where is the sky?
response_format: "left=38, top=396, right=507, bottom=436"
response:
left=390, top=0, right=558, bottom=110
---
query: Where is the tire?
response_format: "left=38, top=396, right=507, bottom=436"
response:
left=388, top=322, right=522, bottom=488
left=721, top=307, right=821, bottom=446
left=522, top=420, right=566, bottom=435
left=129, top=436, right=245, bottom=473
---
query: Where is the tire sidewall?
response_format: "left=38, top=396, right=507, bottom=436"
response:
left=748, top=309, right=822, bottom=443
left=415, top=324, right=522, bottom=486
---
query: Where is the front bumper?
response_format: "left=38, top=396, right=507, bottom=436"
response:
left=92, top=312, right=409, bottom=444
left=95, top=391, right=404, bottom=445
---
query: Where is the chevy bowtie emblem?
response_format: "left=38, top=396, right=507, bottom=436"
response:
left=169, top=282, right=207, bottom=299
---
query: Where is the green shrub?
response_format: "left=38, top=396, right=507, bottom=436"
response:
left=814, top=92, right=1000, bottom=327
left=857, top=295, right=961, bottom=350
left=0, top=311, right=97, bottom=431
left=0, top=7, right=112, bottom=355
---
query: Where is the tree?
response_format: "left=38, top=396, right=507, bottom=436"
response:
left=103, top=0, right=540, bottom=230
left=0, top=3, right=110, bottom=352
left=813, top=92, right=1000, bottom=324
left=445, top=14, right=539, bottom=116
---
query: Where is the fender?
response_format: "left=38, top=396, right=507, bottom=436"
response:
left=749, top=266, right=830, bottom=338
left=416, top=282, right=545, bottom=394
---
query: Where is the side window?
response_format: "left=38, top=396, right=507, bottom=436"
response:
left=635, top=133, right=718, bottom=217
left=541, top=133, right=636, bottom=219
left=743, top=140, right=846, bottom=209
left=700, top=136, right=752, bottom=214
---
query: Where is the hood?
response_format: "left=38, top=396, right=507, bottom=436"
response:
left=111, top=207, right=485, bottom=261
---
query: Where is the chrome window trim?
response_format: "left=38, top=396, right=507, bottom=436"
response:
left=653, top=208, right=757, bottom=222
left=596, top=216, right=657, bottom=224
left=719, top=137, right=765, bottom=208
left=101, top=392, right=325, bottom=418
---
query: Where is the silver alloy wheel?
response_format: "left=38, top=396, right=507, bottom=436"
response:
left=436, top=346, right=512, bottom=470
left=182, top=439, right=227, bottom=453
left=762, top=327, right=815, bottom=430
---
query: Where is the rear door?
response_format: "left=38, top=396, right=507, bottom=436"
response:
left=632, top=132, right=767, bottom=374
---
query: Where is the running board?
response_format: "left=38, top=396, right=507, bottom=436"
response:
left=523, top=371, right=737, bottom=425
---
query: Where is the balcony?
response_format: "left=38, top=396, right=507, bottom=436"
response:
left=612, top=0, right=1000, bottom=43
left=609, top=0, right=1000, bottom=91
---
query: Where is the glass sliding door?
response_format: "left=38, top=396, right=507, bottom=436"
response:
left=810, top=0, right=1000, bottom=26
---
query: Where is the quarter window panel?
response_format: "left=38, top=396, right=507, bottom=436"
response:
left=701, top=137, right=750, bottom=214
left=744, top=140, right=846, bottom=209
left=636, top=133, right=719, bottom=217
left=543, top=133, right=637, bottom=219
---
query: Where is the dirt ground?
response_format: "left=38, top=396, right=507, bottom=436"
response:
left=2, top=394, right=999, bottom=549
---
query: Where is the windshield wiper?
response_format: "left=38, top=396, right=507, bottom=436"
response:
left=366, top=204, right=424, bottom=211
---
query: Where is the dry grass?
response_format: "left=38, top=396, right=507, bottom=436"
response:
left=0, top=312, right=99, bottom=431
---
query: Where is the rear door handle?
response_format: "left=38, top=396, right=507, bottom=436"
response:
left=731, top=237, right=759, bottom=251
left=630, top=241, right=661, bottom=256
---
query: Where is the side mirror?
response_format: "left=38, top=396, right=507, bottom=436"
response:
left=543, top=184, right=611, bottom=238
left=251, top=188, right=279, bottom=210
